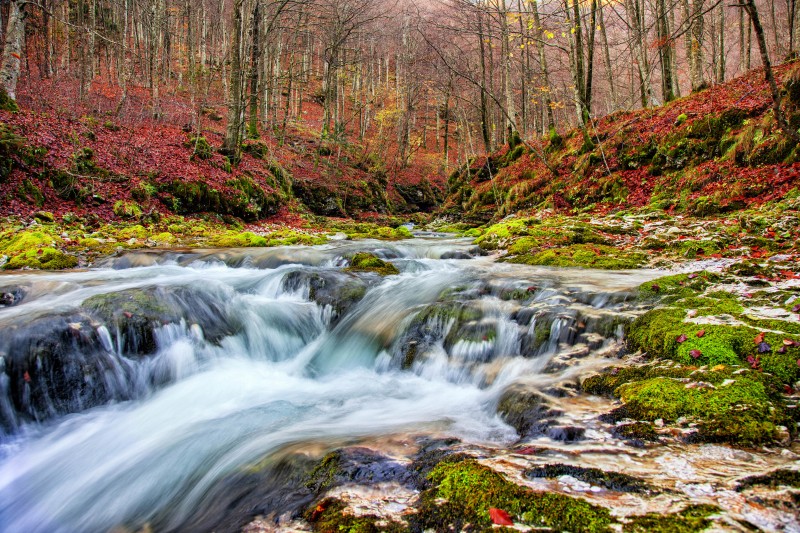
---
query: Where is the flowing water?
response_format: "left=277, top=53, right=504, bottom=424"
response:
left=0, top=236, right=794, bottom=532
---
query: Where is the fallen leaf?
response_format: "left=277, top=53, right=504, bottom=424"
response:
left=23, top=371, right=31, bottom=382
left=793, top=304, right=800, bottom=313
left=690, top=349, right=702, bottom=359
left=489, top=508, right=514, bottom=526
left=650, top=283, right=660, bottom=293
left=514, top=446, right=538, bottom=455
left=757, top=342, right=772, bottom=353
left=696, top=329, right=705, bottom=338
left=754, top=332, right=765, bottom=344
left=676, top=334, right=688, bottom=343
left=783, top=339, right=795, bottom=346
left=688, top=273, right=698, bottom=279
left=779, top=346, right=788, bottom=354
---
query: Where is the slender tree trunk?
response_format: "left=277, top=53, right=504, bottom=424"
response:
left=625, top=0, right=652, bottom=106
left=247, top=0, right=261, bottom=138
left=500, top=0, right=515, bottom=133
left=477, top=8, right=492, bottom=152
left=716, top=3, right=725, bottom=83
left=657, top=0, right=675, bottom=102
left=0, top=0, right=26, bottom=101
left=598, top=4, right=617, bottom=112
left=223, top=0, right=246, bottom=159
left=690, top=0, right=706, bottom=91
left=530, top=0, right=555, bottom=130
left=794, top=0, right=800, bottom=54
left=585, top=0, right=598, bottom=115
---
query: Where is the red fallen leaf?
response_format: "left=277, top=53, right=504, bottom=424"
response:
left=309, top=503, right=328, bottom=522
left=710, top=254, right=722, bottom=259
left=748, top=355, right=761, bottom=369
left=793, top=304, right=800, bottom=313
left=526, top=286, right=537, bottom=293
left=489, top=508, right=514, bottom=526
left=690, top=349, right=702, bottom=359
left=785, top=385, right=794, bottom=394
left=779, top=346, right=788, bottom=354
left=123, top=311, right=133, bottom=318
left=10, top=52, right=20, bottom=60
left=650, top=283, right=661, bottom=292
left=754, top=332, right=765, bottom=344
left=676, top=333, right=688, bottom=343
left=696, top=330, right=705, bottom=338
left=688, top=273, right=698, bottom=279
left=23, top=371, right=31, bottom=382
left=784, top=339, right=796, bottom=346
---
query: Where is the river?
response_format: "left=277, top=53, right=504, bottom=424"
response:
left=1, top=236, right=792, bottom=532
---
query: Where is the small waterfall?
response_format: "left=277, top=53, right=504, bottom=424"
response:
left=0, top=237, right=661, bottom=532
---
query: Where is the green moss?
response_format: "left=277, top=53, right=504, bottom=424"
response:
left=184, top=136, right=213, bottom=160
left=4, top=247, right=78, bottom=270
left=414, top=459, right=612, bottom=532
left=509, top=244, right=645, bottom=269
left=0, top=124, right=26, bottom=181
left=623, top=504, right=719, bottom=533
left=152, top=232, right=176, bottom=245
left=615, top=376, right=784, bottom=445
left=304, top=498, right=405, bottom=533
left=636, top=272, right=718, bottom=300
left=209, top=231, right=267, bottom=247
left=116, top=225, right=148, bottom=240
left=0, top=87, right=19, bottom=112
left=675, top=114, right=688, bottom=126
left=329, top=222, right=412, bottom=240
left=113, top=200, right=143, bottom=219
left=345, top=252, right=399, bottom=276
left=525, top=464, right=652, bottom=493
left=735, top=469, right=800, bottom=491
left=16, top=179, right=45, bottom=206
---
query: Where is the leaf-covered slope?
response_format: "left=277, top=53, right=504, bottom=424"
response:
left=443, top=60, right=800, bottom=223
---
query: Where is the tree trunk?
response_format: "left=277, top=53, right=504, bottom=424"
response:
left=716, top=3, right=725, bottom=83
left=223, top=0, right=246, bottom=160
left=657, top=0, right=675, bottom=102
left=0, top=0, right=26, bottom=101
left=794, top=0, right=800, bottom=54
left=530, top=0, right=555, bottom=130
left=477, top=8, right=492, bottom=152
left=247, top=0, right=261, bottom=139
left=625, top=0, right=652, bottom=106
left=690, top=0, right=706, bottom=91
left=585, top=0, right=598, bottom=116
left=598, top=4, right=617, bottom=112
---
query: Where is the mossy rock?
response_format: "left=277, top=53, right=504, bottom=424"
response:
left=304, top=498, right=405, bottom=533
left=525, top=464, right=653, bottom=493
left=412, top=459, right=613, bottom=532
left=113, top=200, right=143, bottom=219
left=0, top=124, right=27, bottom=181
left=0, top=230, right=78, bottom=270
left=16, top=179, right=45, bottom=206
left=209, top=231, right=267, bottom=247
left=622, top=504, right=720, bottom=533
left=496, top=386, right=559, bottom=437
left=508, top=244, right=645, bottom=270
left=345, top=252, right=399, bottom=276
left=160, top=176, right=280, bottom=222
left=184, top=136, right=213, bottom=159
left=613, top=375, right=789, bottom=445
left=735, top=469, right=800, bottom=491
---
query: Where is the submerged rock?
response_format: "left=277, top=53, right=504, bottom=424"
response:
left=496, top=385, right=562, bottom=438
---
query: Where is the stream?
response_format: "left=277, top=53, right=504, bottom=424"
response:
left=0, top=236, right=796, bottom=532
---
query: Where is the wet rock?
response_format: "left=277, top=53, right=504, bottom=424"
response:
left=305, top=448, right=416, bottom=494
left=82, top=286, right=240, bottom=355
left=525, top=463, right=654, bottom=493
left=546, top=425, right=586, bottom=442
left=496, top=385, right=562, bottom=438
left=611, top=422, right=660, bottom=447
left=0, top=286, right=27, bottom=307
left=282, top=270, right=369, bottom=324
left=0, top=313, right=129, bottom=433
